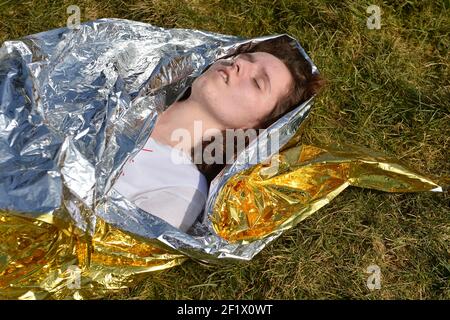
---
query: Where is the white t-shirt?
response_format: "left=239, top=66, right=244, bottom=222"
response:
left=112, top=136, right=209, bottom=232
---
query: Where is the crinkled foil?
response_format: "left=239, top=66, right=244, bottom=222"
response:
left=0, top=18, right=443, bottom=299
left=210, top=144, right=443, bottom=242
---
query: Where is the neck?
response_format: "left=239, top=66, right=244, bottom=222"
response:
left=150, top=97, right=224, bottom=159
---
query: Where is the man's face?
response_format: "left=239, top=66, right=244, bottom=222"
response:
left=190, top=51, right=294, bottom=129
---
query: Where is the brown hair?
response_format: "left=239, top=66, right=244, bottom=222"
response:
left=191, top=37, right=326, bottom=183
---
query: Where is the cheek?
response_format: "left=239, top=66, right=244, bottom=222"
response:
left=223, top=86, right=270, bottom=127
left=253, top=99, right=275, bottom=120
left=237, top=88, right=271, bottom=117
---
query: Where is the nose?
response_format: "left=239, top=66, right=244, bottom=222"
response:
left=218, top=57, right=235, bottom=71
left=232, top=55, right=255, bottom=79
left=218, top=55, right=252, bottom=81
left=218, top=57, right=239, bottom=81
left=232, top=58, right=240, bottom=75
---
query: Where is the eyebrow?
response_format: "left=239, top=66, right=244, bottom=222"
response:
left=240, top=53, right=272, bottom=94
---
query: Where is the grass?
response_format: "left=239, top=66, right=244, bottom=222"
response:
left=1, top=0, right=449, bottom=299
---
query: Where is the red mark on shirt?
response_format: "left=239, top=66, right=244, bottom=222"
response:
left=142, top=148, right=153, bottom=152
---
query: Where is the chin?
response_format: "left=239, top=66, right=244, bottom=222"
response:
left=192, top=78, right=220, bottom=104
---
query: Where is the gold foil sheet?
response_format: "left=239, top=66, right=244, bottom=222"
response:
left=211, top=144, right=443, bottom=242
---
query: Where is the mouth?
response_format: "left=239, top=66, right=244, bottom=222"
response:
left=217, top=68, right=229, bottom=84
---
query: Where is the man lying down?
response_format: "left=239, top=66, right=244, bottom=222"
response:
left=112, top=37, right=324, bottom=232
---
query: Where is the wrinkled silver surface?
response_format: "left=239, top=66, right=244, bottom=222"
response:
left=0, top=18, right=318, bottom=263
